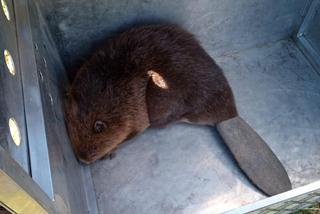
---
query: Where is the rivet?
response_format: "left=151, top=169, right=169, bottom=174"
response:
left=4, top=49, right=16, bottom=75
left=8, top=118, right=21, bottom=146
left=1, top=0, right=10, bottom=21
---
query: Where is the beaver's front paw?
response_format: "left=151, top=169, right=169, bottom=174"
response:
left=108, top=151, right=117, bottom=160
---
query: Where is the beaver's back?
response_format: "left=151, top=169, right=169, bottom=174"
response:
left=71, top=24, right=237, bottom=126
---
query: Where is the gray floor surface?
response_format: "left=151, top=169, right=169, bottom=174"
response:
left=90, top=39, right=320, bottom=214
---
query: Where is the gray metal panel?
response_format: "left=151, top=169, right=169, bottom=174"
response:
left=19, top=0, right=320, bottom=213
left=26, top=0, right=99, bottom=213
left=91, top=39, right=320, bottom=214
left=0, top=0, right=30, bottom=173
left=35, top=0, right=311, bottom=72
left=13, top=0, right=53, bottom=198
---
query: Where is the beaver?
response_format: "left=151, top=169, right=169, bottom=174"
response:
left=65, top=24, right=291, bottom=196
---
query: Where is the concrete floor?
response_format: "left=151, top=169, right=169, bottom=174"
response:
left=90, top=39, right=320, bottom=214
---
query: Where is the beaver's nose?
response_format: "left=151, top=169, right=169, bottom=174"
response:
left=76, top=150, right=97, bottom=165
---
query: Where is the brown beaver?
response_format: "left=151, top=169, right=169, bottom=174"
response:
left=65, top=24, right=291, bottom=196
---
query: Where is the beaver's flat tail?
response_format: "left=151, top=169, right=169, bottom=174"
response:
left=216, top=116, right=292, bottom=196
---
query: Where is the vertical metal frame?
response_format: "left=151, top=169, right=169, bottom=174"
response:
left=0, top=0, right=56, bottom=211
left=13, top=0, right=54, bottom=198
left=0, top=0, right=30, bottom=173
left=296, top=0, right=320, bottom=72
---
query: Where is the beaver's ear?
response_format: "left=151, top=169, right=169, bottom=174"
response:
left=147, top=70, right=169, bottom=89
left=145, top=70, right=182, bottom=127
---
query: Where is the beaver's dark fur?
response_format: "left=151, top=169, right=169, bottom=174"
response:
left=65, top=24, right=238, bottom=164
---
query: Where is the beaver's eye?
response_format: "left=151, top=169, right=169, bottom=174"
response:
left=93, top=120, right=106, bottom=133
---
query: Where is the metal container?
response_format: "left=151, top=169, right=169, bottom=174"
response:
left=0, top=0, right=319, bottom=213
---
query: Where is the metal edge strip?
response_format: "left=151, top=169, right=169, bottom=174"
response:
left=296, top=0, right=320, bottom=73
left=295, top=36, right=320, bottom=73
left=0, top=171, right=48, bottom=214
left=297, top=0, right=320, bottom=37
left=0, top=0, right=31, bottom=174
left=81, top=166, right=100, bottom=214
left=0, top=146, right=56, bottom=213
left=12, top=0, right=54, bottom=198
left=223, top=181, right=320, bottom=214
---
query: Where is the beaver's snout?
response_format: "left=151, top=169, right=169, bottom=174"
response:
left=76, top=149, right=99, bottom=165
left=74, top=140, right=116, bottom=164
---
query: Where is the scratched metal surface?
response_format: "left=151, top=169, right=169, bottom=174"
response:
left=26, top=0, right=320, bottom=213
left=90, top=39, right=320, bottom=214
left=23, top=0, right=98, bottom=212
left=37, top=0, right=310, bottom=74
